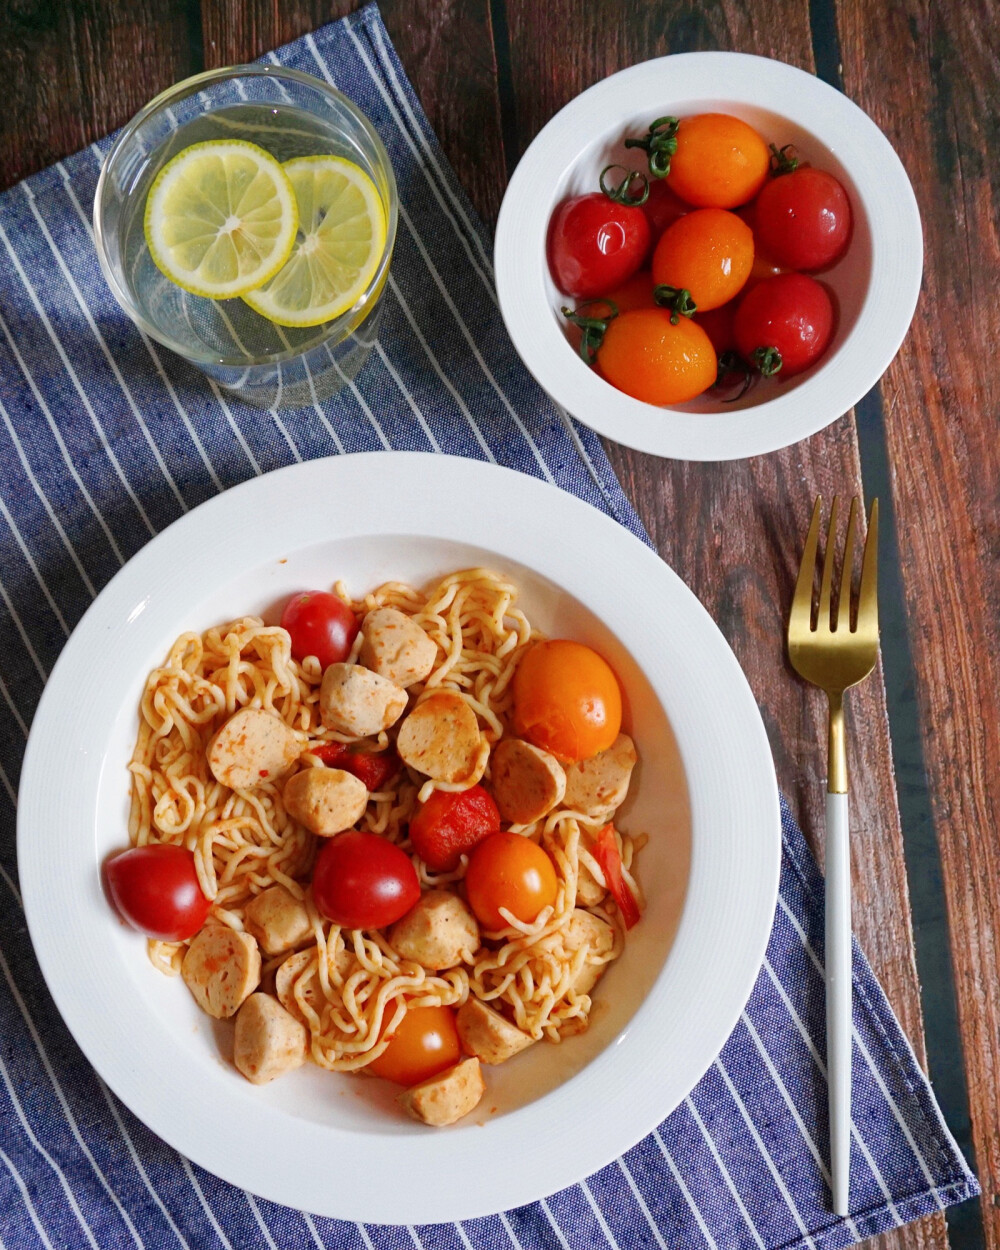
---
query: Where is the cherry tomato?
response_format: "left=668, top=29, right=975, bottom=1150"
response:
left=666, top=113, right=770, bottom=209
left=753, top=167, right=852, bottom=271
left=408, top=785, right=500, bottom=872
left=105, top=844, right=210, bottom=941
left=651, top=208, right=754, bottom=311
left=465, top=831, right=559, bottom=930
left=311, top=742, right=401, bottom=792
left=548, top=193, right=650, bottom=299
left=367, top=1004, right=462, bottom=1085
left=280, top=591, right=359, bottom=669
left=696, top=302, right=737, bottom=356
left=734, top=273, right=835, bottom=377
left=312, top=830, right=420, bottom=929
left=603, top=270, right=657, bottom=314
left=596, top=309, right=717, bottom=406
left=512, top=639, right=623, bottom=763
left=640, top=179, right=687, bottom=241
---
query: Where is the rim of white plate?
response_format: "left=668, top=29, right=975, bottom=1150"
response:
left=18, top=453, right=780, bottom=1222
left=495, top=52, right=923, bottom=461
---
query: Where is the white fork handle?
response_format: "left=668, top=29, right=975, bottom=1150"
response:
left=826, top=790, right=851, bottom=1215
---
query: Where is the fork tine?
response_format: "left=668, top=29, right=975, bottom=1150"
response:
left=818, top=495, right=840, bottom=629
left=791, top=496, right=822, bottom=633
left=837, top=498, right=859, bottom=633
left=857, top=498, right=879, bottom=630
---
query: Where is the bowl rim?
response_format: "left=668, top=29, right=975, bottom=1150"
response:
left=494, top=51, right=923, bottom=461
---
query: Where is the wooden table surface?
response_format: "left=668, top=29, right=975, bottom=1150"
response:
left=1, top=2, right=996, bottom=1248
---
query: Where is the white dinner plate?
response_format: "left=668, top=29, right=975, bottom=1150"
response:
left=18, top=453, right=780, bottom=1222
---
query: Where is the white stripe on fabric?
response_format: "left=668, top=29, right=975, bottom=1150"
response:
left=760, top=954, right=903, bottom=1222
left=0, top=670, right=30, bottom=739
left=323, top=346, right=392, bottom=450
left=497, top=1211, right=525, bottom=1250
left=685, top=1096, right=767, bottom=1250
left=0, top=572, right=49, bottom=682
left=373, top=338, right=441, bottom=453
left=0, top=761, right=16, bottom=807
left=300, top=1212, right=328, bottom=1249
left=538, top=1199, right=571, bottom=1250
left=244, top=1193, right=281, bottom=1250
left=269, top=324, right=345, bottom=455
left=0, top=1022, right=101, bottom=1249
left=0, top=306, right=125, bottom=565
left=580, top=1180, right=619, bottom=1248
left=330, top=30, right=496, bottom=301
left=650, top=1130, right=718, bottom=1250
left=614, top=1158, right=670, bottom=1250
left=301, top=38, right=554, bottom=485
left=95, top=1077, right=191, bottom=1250
left=178, top=1158, right=235, bottom=1250
left=357, top=1225, right=377, bottom=1250
left=22, top=187, right=189, bottom=515
left=0, top=947, right=146, bottom=1248
left=713, top=1058, right=817, bottom=1248
left=0, top=221, right=157, bottom=538
left=380, top=282, right=489, bottom=460
left=453, top=1222, right=475, bottom=1250
left=0, top=394, right=98, bottom=597
left=0, top=1145, right=56, bottom=1250
left=0, top=493, right=70, bottom=635
left=0, top=864, right=22, bottom=909
left=203, top=377, right=264, bottom=476
left=775, top=895, right=943, bottom=1204
left=365, top=19, right=496, bottom=283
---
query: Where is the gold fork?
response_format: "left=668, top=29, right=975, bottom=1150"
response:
left=787, top=496, right=879, bottom=1216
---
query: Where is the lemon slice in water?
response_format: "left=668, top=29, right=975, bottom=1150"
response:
left=144, top=140, right=299, bottom=299
left=242, top=156, right=387, bottom=328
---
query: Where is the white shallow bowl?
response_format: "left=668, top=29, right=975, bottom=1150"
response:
left=495, top=52, right=923, bottom=461
left=18, top=453, right=779, bottom=1222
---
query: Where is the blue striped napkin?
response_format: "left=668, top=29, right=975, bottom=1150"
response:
left=0, top=6, right=978, bottom=1248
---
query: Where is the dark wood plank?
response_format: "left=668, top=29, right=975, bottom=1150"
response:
left=0, top=0, right=196, bottom=190
left=836, top=0, right=1000, bottom=1242
left=501, top=4, right=945, bottom=1249
left=201, top=0, right=506, bottom=225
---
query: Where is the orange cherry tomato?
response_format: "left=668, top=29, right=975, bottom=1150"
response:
left=603, top=270, right=657, bottom=313
left=512, top=639, right=623, bottom=762
left=367, top=1004, right=462, bottom=1086
left=596, top=309, right=716, bottom=406
left=651, top=209, right=754, bottom=312
left=666, top=113, right=770, bottom=208
left=465, top=831, right=559, bottom=930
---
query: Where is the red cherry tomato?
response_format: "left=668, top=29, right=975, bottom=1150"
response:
left=753, top=167, right=852, bottom=271
left=597, top=309, right=717, bottom=406
left=408, top=785, right=500, bottom=872
left=512, top=639, right=623, bottom=763
left=465, top=831, right=559, bottom=930
left=367, top=1004, right=462, bottom=1085
left=602, top=270, right=657, bottom=314
left=312, top=831, right=420, bottom=929
left=548, top=193, right=650, bottom=299
left=280, top=591, right=359, bottom=669
left=696, top=302, right=737, bottom=356
left=734, top=274, right=835, bottom=377
left=105, top=844, right=210, bottom=941
left=311, top=742, right=401, bottom=792
left=640, top=179, right=687, bottom=241
left=666, top=113, right=770, bottom=208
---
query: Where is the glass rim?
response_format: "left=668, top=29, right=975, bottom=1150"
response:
left=92, top=64, right=399, bottom=369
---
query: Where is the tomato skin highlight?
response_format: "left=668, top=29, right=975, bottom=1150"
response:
left=105, top=844, right=210, bottom=941
left=666, top=113, right=770, bottom=208
left=367, top=1004, right=462, bottom=1085
left=651, top=208, right=754, bottom=311
left=734, top=273, right=835, bottom=376
left=512, top=639, right=623, bottom=763
left=281, top=591, right=359, bottom=669
left=408, top=785, right=500, bottom=872
left=753, top=167, right=852, bottom=271
left=311, top=741, right=401, bottom=792
left=548, top=193, right=650, bottom=299
left=597, top=309, right=717, bottom=406
left=312, top=831, right=420, bottom=930
left=465, top=832, right=559, bottom=930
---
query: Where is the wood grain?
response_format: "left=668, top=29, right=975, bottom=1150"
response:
left=837, top=0, right=1000, bottom=1242
left=0, top=0, right=195, bottom=190
left=502, top=4, right=944, bottom=1247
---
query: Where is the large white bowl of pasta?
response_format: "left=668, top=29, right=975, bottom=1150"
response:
left=18, top=453, right=779, bottom=1222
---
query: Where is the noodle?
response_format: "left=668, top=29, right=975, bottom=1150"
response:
left=127, top=569, right=642, bottom=1077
